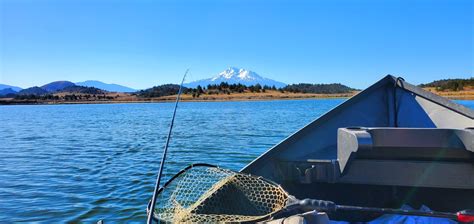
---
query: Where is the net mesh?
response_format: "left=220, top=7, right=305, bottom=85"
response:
left=154, top=165, right=289, bottom=223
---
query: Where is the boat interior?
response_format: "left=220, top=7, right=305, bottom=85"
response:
left=242, top=75, right=474, bottom=222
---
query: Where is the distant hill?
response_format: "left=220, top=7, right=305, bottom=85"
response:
left=76, top=80, right=136, bottom=92
left=137, top=84, right=184, bottom=98
left=185, top=67, right=287, bottom=88
left=419, top=78, right=473, bottom=91
left=41, top=81, right=76, bottom=92
left=18, top=86, right=49, bottom=95
left=3, top=81, right=111, bottom=96
left=0, top=84, right=22, bottom=92
left=59, top=85, right=106, bottom=94
left=284, top=83, right=356, bottom=94
left=0, top=88, right=18, bottom=96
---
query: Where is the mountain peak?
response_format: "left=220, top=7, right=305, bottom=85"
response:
left=185, top=67, right=286, bottom=88
left=41, top=81, right=76, bottom=92
left=212, top=67, right=239, bottom=80
left=0, top=84, right=23, bottom=92
left=211, top=67, right=264, bottom=81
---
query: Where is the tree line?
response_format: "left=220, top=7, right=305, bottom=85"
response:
left=283, top=83, right=355, bottom=94
left=14, top=94, right=116, bottom=101
left=419, top=78, right=473, bottom=91
left=137, top=82, right=355, bottom=98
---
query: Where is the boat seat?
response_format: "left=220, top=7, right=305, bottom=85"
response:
left=276, top=127, right=474, bottom=189
left=337, top=127, right=474, bottom=173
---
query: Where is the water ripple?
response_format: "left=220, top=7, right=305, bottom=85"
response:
left=0, top=100, right=471, bottom=222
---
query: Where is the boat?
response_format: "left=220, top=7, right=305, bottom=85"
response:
left=241, top=75, right=474, bottom=222
left=149, top=75, right=473, bottom=223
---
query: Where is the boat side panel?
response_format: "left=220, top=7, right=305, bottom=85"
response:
left=242, top=79, right=394, bottom=180
left=414, top=96, right=474, bottom=128
left=242, top=75, right=474, bottom=183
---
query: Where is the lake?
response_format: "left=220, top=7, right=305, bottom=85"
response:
left=0, top=99, right=473, bottom=223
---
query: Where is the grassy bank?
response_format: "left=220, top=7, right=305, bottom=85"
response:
left=1, top=88, right=473, bottom=105
left=423, top=87, right=474, bottom=100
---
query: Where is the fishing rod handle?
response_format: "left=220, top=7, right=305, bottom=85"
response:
left=457, top=210, right=474, bottom=223
left=298, top=199, right=337, bottom=212
left=297, top=199, right=474, bottom=222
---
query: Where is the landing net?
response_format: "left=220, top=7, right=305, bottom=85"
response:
left=154, top=165, right=289, bottom=223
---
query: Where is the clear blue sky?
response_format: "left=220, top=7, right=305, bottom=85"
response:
left=0, top=0, right=472, bottom=89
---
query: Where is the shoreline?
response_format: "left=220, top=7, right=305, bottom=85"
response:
left=1, top=92, right=473, bottom=106
left=0, top=95, right=353, bottom=106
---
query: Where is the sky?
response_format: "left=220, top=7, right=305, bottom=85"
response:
left=0, top=0, right=472, bottom=89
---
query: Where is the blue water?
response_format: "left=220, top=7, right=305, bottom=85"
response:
left=0, top=99, right=472, bottom=223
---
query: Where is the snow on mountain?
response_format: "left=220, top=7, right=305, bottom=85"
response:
left=76, top=80, right=137, bottom=92
left=185, top=67, right=287, bottom=88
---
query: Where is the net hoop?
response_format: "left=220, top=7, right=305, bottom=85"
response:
left=148, top=163, right=218, bottom=221
left=148, top=163, right=289, bottom=223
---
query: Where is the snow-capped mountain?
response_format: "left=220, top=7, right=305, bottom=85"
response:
left=184, top=67, right=287, bottom=88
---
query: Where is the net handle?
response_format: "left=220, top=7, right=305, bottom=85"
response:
left=147, top=163, right=218, bottom=221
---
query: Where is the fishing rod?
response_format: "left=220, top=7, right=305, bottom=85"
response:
left=294, top=199, right=474, bottom=222
left=146, top=69, right=188, bottom=224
